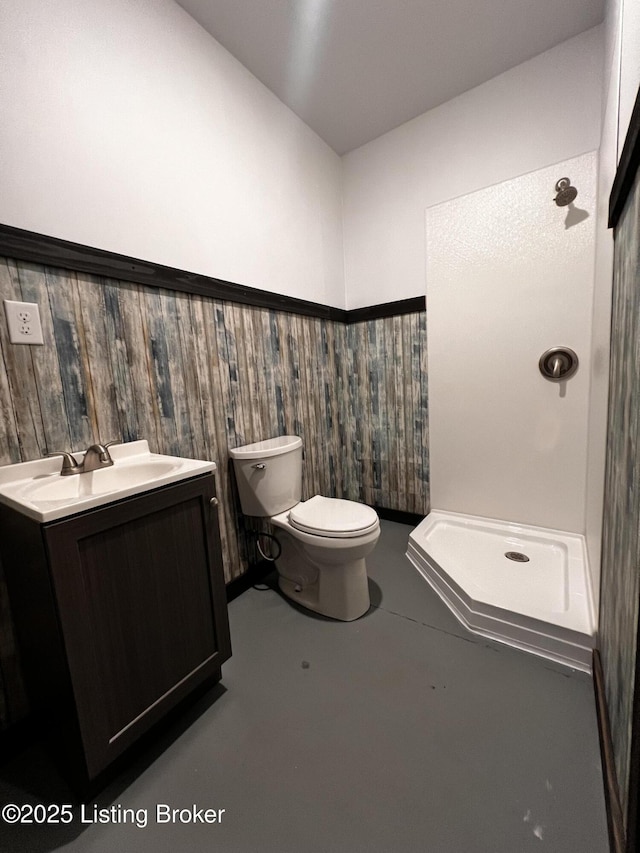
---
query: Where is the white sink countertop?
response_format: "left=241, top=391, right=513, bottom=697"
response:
left=0, top=440, right=216, bottom=522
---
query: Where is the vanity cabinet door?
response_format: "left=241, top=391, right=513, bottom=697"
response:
left=42, top=474, right=231, bottom=779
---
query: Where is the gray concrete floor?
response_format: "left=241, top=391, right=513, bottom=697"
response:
left=1, top=520, right=609, bottom=852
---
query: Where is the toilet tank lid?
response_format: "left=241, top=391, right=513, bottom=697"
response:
left=229, top=435, right=302, bottom=459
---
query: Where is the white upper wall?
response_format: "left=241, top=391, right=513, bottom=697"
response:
left=0, top=0, right=345, bottom=308
left=342, top=26, right=604, bottom=309
left=0, top=4, right=609, bottom=313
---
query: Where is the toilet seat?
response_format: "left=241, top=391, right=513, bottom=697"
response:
left=289, top=495, right=379, bottom=538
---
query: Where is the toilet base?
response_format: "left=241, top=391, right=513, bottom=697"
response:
left=277, top=558, right=370, bottom=621
left=269, top=510, right=379, bottom=622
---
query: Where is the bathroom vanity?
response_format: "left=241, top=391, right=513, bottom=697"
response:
left=0, top=442, right=231, bottom=786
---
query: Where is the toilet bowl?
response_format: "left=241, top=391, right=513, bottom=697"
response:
left=229, top=436, right=380, bottom=621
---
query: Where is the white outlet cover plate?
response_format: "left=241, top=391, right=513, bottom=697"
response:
left=3, top=300, right=44, bottom=345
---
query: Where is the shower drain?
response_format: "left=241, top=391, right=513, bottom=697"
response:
left=505, top=551, right=530, bottom=562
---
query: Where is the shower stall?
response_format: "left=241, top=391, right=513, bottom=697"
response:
left=407, top=153, right=599, bottom=672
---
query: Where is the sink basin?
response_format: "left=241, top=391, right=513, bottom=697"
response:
left=0, top=441, right=216, bottom=522
left=27, top=461, right=180, bottom=503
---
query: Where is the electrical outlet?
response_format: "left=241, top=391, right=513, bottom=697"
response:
left=3, top=300, right=44, bottom=345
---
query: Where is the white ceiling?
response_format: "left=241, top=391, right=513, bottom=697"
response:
left=175, top=0, right=605, bottom=155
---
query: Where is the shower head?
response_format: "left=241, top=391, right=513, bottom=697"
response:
left=554, top=177, right=578, bottom=206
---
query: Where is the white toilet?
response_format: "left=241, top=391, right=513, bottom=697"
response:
left=229, top=436, right=380, bottom=621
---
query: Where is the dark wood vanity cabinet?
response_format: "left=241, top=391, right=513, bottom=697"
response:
left=0, top=473, right=231, bottom=783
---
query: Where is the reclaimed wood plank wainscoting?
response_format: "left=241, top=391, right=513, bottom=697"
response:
left=0, top=238, right=429, bottom=730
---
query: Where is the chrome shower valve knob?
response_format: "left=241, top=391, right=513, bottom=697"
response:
left=539, top=347, right=579, bottom=381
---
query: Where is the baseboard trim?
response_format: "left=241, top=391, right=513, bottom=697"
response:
left=224, top=508, right=423, bottom=599
left=374, top=506, right=423, bottom=527
left=593, top=648, right=626, bottom=853
left=225, top=560, right=274, bottom=602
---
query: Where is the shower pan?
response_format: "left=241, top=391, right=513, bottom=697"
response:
left=407, top=510, right=596, bottom=672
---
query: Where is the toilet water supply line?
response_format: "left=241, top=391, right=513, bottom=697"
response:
left=256, top=529, right=282, bottom=562
left=255, top=528, right=315, bottom=591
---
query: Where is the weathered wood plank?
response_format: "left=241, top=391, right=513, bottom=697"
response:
left=0, top=260, right=46, bottom=461
left=367, top=318, right=383, bottom=507
left=268, top=309, right=286, bottom=436
left=257, top=308, right=282, bottom=439
left=401, top=314, right=414, bottom=512
left=418, top=309, right=430, bottom=515
left=236, top=305, right=261, bottom=443
left=74, top=273, right=122, bottom=444
left=225, top=303, right=248, bottom=448
left=321, top=319, right=339, bottom=496
left=116, top=282, right=162, bottom=450
left=274, top=310, right=296, bottom=438
left=0, top=260, right=25, bottom=464
left=315, top=319, right=331, bottom=498
left=405, top=313, right=418, bottom=513
left=297, top=315, right=318, bottom=500
left=188, top=296, right=219, bottom=463
left=14, top=262, right=74, bottom=458
left=211, top=300, right=236, bottom=445
left=364, top=319, right=376, bottom=503
left=337, top=321, right=350, bottom=498
left=172, top=290, right=206, bottom=459
left=210, top=299, right=245, bottom=579
left=299, top=317, right=318, bottom=498
left=142, top=287, right=179, bottom=456
left=394, top=315, right=407, bottom=508
left=158, top=288, right=193, bottom=457
left=341, top=322, right=359, bottom=501
left=412, top=311, right=429, bottom=515
left=385, top=315, right=396, bottom=508
left=203, top=300, right=240, bottom=580
left=45, top=266, right=93, bottom=451
left=279, top=310, right=301, bottom=436
left=188, top=296, right=240, bottom=581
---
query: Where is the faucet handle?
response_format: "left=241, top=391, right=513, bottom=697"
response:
left=47, top=451, right=81, bottom=476
left=88, top=439, right=121, bottom=453
left=100, top=440, right=123, bottom=461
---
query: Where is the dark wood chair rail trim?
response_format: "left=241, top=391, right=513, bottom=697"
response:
left=0, top=223, right=425, bottom=323
left=610, top=83, right=640, bottom=229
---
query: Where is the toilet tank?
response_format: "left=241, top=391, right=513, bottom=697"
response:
left=229, top=436, right=302, bottom=517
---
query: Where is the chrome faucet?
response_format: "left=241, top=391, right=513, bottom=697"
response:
left=82, top=443, right=117, bottom=473
left=47, top=441, right=121, bottom=476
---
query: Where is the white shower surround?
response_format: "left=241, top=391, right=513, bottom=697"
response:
left=425, top=152, right=597, bottom=535
left=418, top=154, right=599, bottom=668
left=407, top=511, right=595, bottom=672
